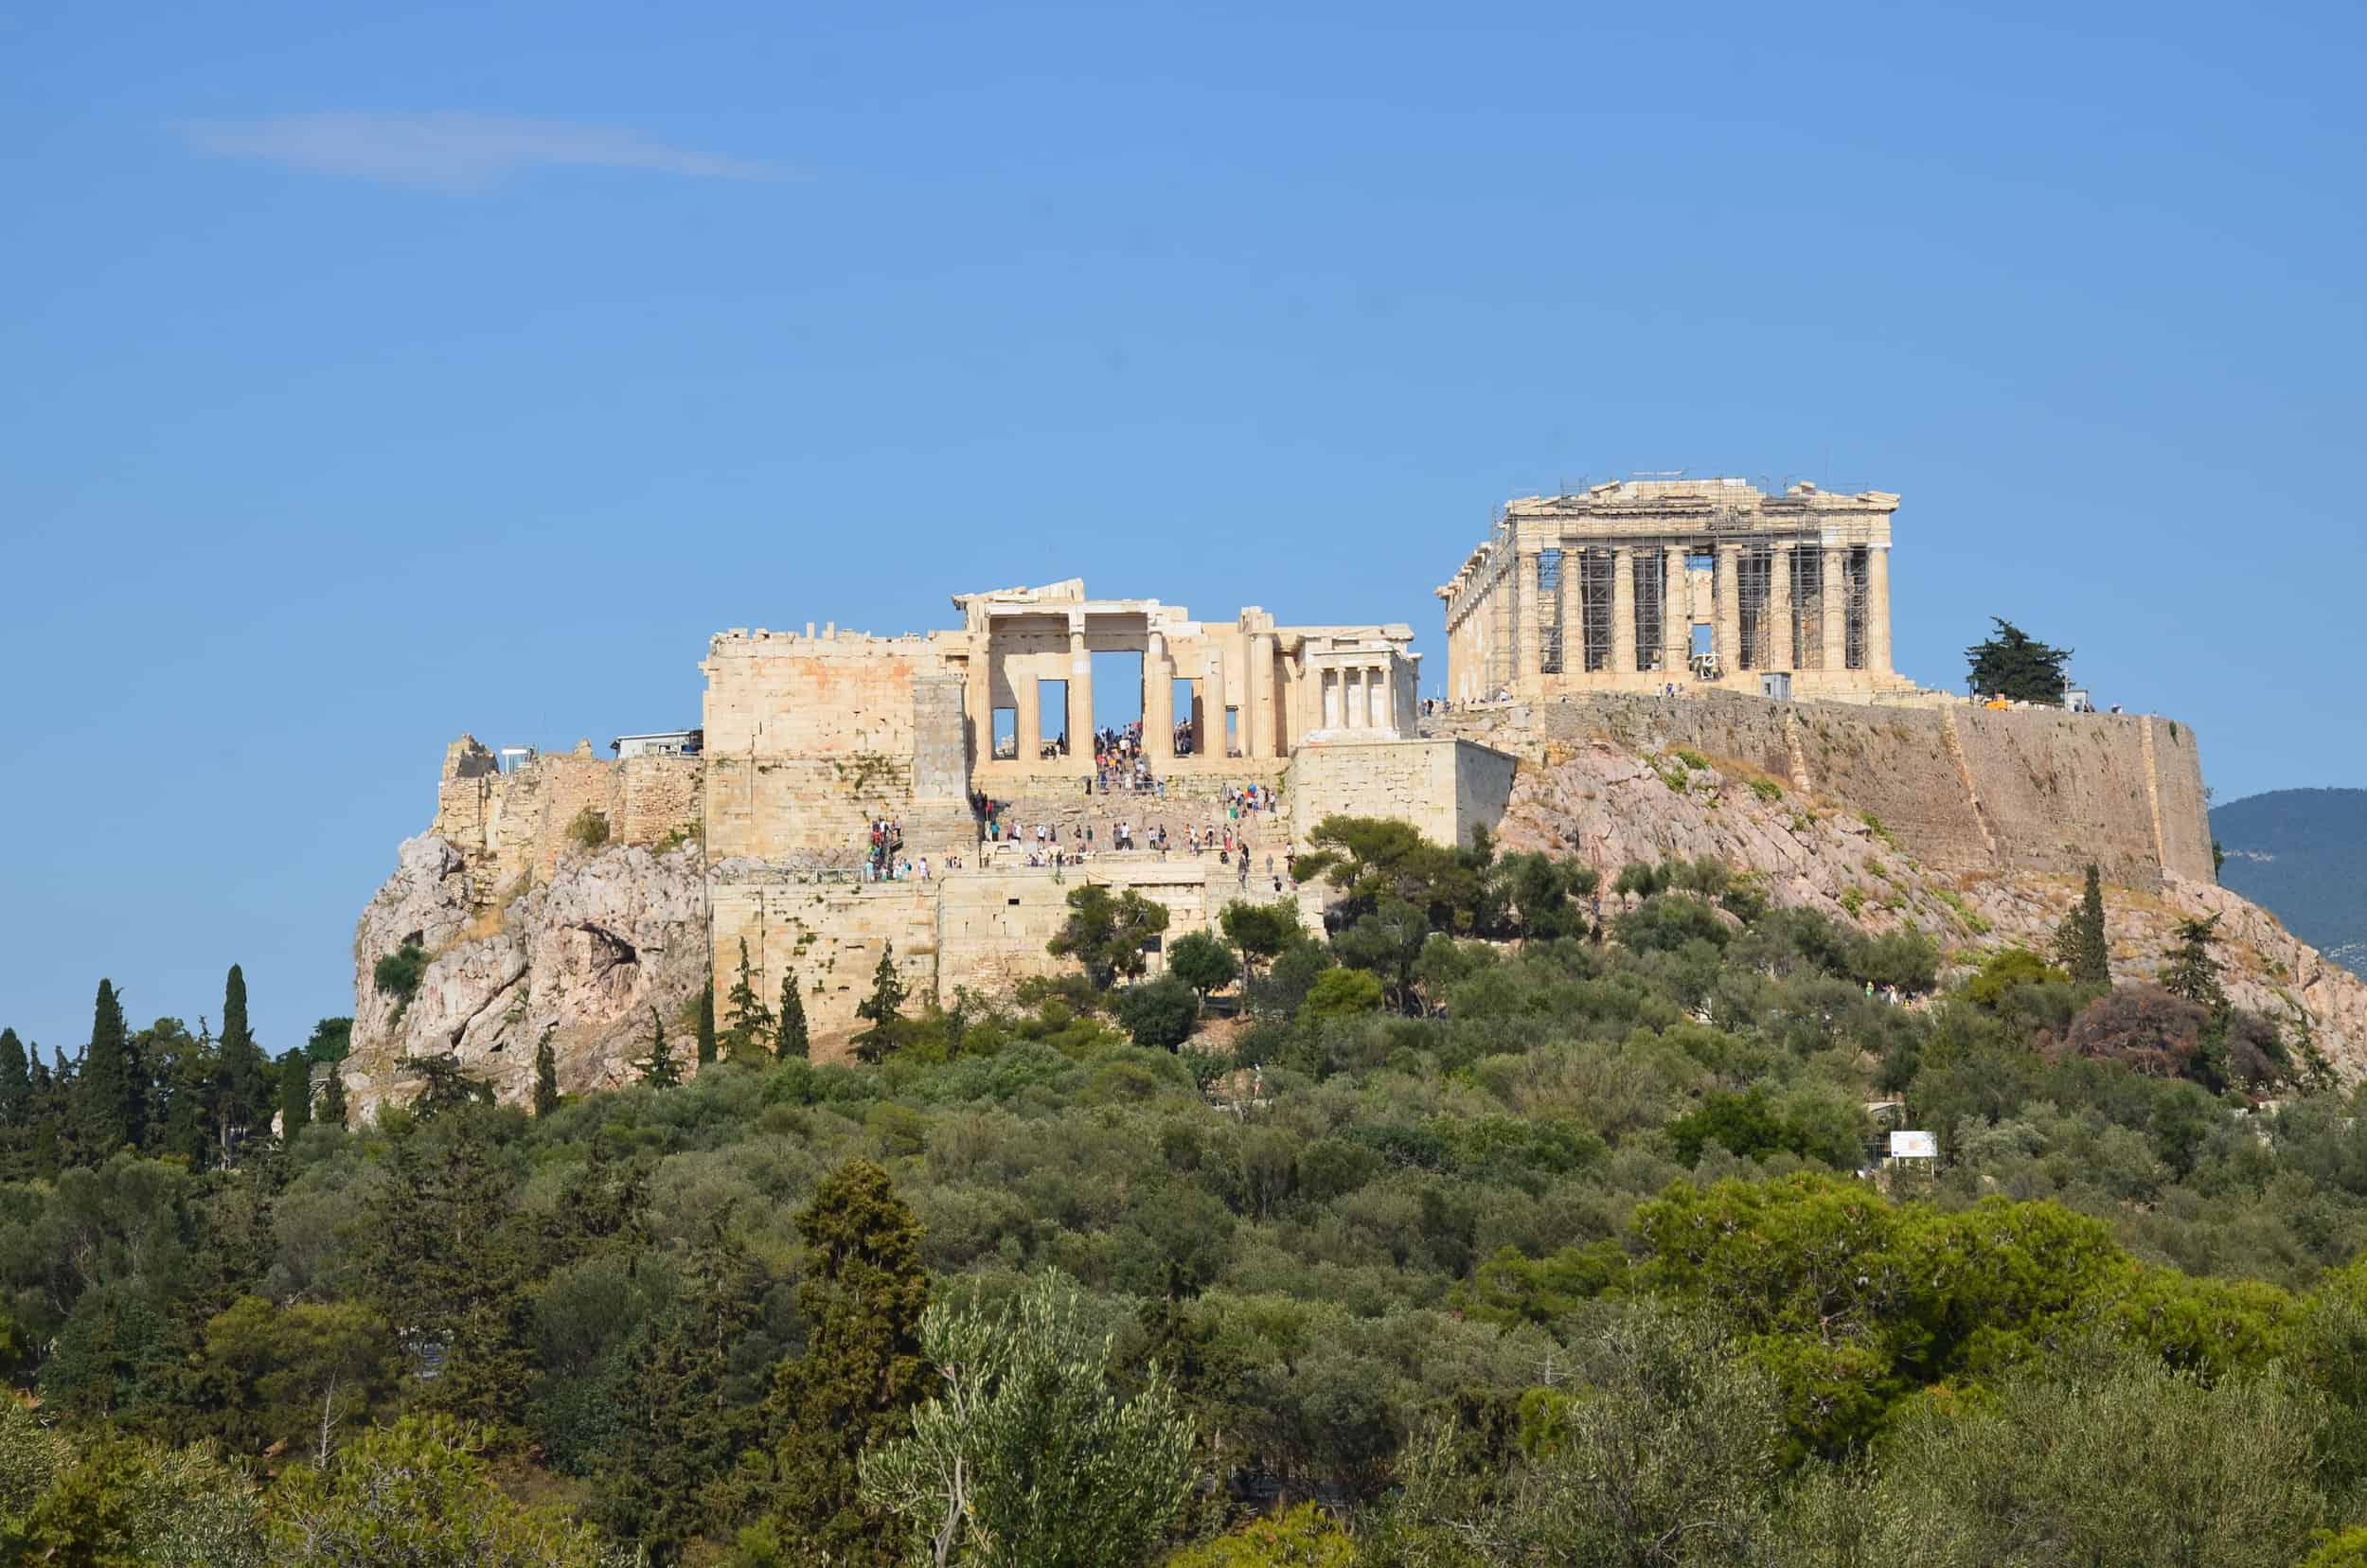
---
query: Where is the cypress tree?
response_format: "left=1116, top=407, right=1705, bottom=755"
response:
left=0, top=1027, right=27, bottom=1127
left=2069, top=864, right=2111, bottom=987
left=276, top=1048, right=312, bottom=1136
left=27, top=1047, right=64, bottom=1179
left=852, top=945, right=907, bottom=1063
left=79, top=978, right=145, bottom=1157
left=215, top=964, right=272, bottom=1150
left=2163, top=914, right=2230, bottom=1015
left=697, top=986, right=718, bottom=1066
left=777, top=970, right=809, bottom=1062
left=757, top=1159, right=931, bottom=1566
left=533, top=1031, right=561, bottom=1117
left=638, top=1008, right=684, bottom=1089
left=721, top=938, right=774, bottom=1061
left=318, top=1059, right=348, bottom=1128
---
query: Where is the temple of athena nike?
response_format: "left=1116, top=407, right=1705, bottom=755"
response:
left=1435, top=477, right=1915, bottom=703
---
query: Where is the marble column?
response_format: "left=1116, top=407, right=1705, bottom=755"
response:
left=1209, top=643, right=1230, bottom=753
left=1017, top=668, right=1041, bottom=762
left=1511, top=548, right=1537, bottom=686
left=1822, top=544, right=1849, bottom=673
left=966, top=633, right=994, bottom=764
left=1146, top=630, right=1173, bottom=764
left=1769, top=545, right=1793, bottom=671
left=1867, top=543, right=1894, bottom=675
left=1714, top=544, right=1742, bottom=680
left=1556, top=546, right=1579, bottom=676
left=1611, top=546, right=1637, bottom=674
left=1370, top=664, right=1387, bottom=728
left=1067, top=618, right=1093, bottom=761
left=1664, top=543, right=1690, bottom=678
left=1248, top=632, right=1276, bottom=758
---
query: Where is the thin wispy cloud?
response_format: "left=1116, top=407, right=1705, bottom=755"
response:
left=178, top=112, right=776, bottom=191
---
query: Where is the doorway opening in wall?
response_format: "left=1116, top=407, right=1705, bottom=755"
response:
left=1691, top=624, right=1714, bottom=678
left=1172, top=679, right=1200, bottom=756
left=1224, top=707, right=1241, bottom=757
left=991, top=707, right=1017, bottom=760
left=1037, top=679, right=1068, bottom=759
left=1091, top=650, right=1143, bottom=749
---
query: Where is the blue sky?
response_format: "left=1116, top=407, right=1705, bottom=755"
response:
left=4, top=0, right=2362, bottom=1060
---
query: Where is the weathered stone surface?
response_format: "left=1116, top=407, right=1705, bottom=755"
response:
left=1493, top=738, right=2367, bottom=1075
left=347, top=838, right=705, bottom=1112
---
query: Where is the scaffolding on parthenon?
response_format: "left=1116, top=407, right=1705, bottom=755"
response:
left=1736, top=545, right=1774, bottom=671
left=1579, top=549, right=1616, bottom=671
left=1630, top=549, right=1665, bottom=673
left=1789, top=546, right=1825, bottom=670
left=1843, top=546, right=1870, bottom=671
left=1538, top=548, right=1565, bottom=674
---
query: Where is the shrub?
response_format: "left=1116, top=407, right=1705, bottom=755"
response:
left=1113, top=976, right=1201, bottom=1051
left=373, top=942, right=429, bottom=1024
left=1751, top=776, right=1784, bottom=802
left=1301, top=968, right=1384, bottom=1023
left=565, top=807, right=611, bottom=850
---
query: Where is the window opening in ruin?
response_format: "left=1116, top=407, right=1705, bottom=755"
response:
left=1171, top=678, right=1201, bottom=755
left=991, top=707, right=1017, bottom=760
left=1736, top=545, right=1773, bottom=671
left=1038, top=678, right=1069, bottom=758
left=1844, top=546, right=1870, bottom=671
left=1632, top=549, right=1666, bottom=672
left=1538, top=548, right=1565, bottom=674
left=1790, top=547, right=1825, bottom=670
left=1092, top=650, right=1143, bottom=735
left=1691, top=624, right=1714, bottom=671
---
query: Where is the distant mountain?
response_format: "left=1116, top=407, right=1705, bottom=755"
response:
left=2212, top=789, right=2367, bottom=977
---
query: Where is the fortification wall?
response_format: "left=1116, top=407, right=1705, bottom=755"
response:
left=1290, top=739, right=1517, bottom=855
left=429, top=738, right=702, bottom=901
left=1429, top=694, right=2214, bottom=887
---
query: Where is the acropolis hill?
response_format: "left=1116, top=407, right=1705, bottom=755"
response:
left=346, top=482, right=2367, bottom=1108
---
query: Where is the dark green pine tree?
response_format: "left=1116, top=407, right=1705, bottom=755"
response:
left=721, top=939, right=774, bottom=1061
left=851, top=945, right=907, bottom=1063
left=214, top=964, right=273, bottom=1155
left=79, top=979, right=147, bottom=1159
left=1965, top=618, right=2073, bottom=704
left=638, top=1008, right=684, bottom=1090
left=27, top=1047, right=66, bottom=1179
left=697, top=986, right=719, bottom=1066
left=275, top=1048, right=313, bottom=1137
left=756, top=1159, right=932, bottom=1568
left=532, top=1031, right=561, bottom=1117
left=2162, top=913, right=2231, bottom=1014
left=0, top=1027, right=27, bottom=1128
left=777, top=970, right=810, bottom=1062
left=317, top=1057, right=348, bottom=1128
left=603, top=1215, right=767, bottom=1555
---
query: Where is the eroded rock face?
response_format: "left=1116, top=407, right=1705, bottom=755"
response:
left=347, top=836, right=706, bottom=1114
left=1496, top=739, right=2367, bottom=1076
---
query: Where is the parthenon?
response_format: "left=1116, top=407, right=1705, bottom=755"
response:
left=1435, top=478, right=1915, bottom=702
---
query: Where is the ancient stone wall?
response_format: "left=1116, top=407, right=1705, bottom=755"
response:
left=1290, top=739, right=1517, bottom=855
left=1429, top=694, right=2214, bottom=886
left=428, top=737, right=702, bottom=902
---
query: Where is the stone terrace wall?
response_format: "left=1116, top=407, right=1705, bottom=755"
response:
left=1290, top=739, right=1516, bottom=856
left=1430, top=693, right=2213, bottom=887
left=430, top=737, right=702, bottom=904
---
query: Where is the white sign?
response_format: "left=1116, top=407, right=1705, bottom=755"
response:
left=1890, top=1131, right=1937, bottom=1159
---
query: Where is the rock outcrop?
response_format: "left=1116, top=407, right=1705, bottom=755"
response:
left=1495, top=739, right=2367, bottom=1075
left=347, top=834, right=706, bottom=1112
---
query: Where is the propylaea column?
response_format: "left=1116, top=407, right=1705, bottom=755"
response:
left=966, top=633, right=994, bottom=764
left=1611, top=545, right=1636, bottom=675
left=1714, top=544, right=1742, bottom=680
left=1067, top=618, right=1093, bottom=763
left=1821, top=544, right=1849, bottom=674
left=1146, top=630, right=1173, bottom=764
left=1248, top=632, right=1276, bottom=758
left=1867, top=543, right=1894, bottom=676
left=1016, top=668, right=1041, bottom=762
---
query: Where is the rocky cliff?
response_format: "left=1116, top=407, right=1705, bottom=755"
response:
left=1496, top=738, right=2367, bottom=1074
left=347, top=834, right=706, bottom=1111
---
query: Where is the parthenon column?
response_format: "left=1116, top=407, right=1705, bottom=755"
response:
left=1145, top=630, right=1173, bottom=764
left=1664, top=543, right=1690, bottom=678
left=1769, top=544, right=1794, bottom=672
left=1247, top=632, right=1275, bottom=757
left=1067, top=617, right=1093, bottom=761
left=1714, top=543, right=1741, bottom=680
left=1821, top=544, right=1848, bottom=673
left=1511, top=547, right=1538, bottom=688
left=1867, top=543, right=1894, bottom=676
left=1611, top=545, right=1636, bottom=674
left=1556, top=545, right=1580, bottom=676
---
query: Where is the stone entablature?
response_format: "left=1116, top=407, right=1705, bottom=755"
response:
left=1435, top=478, right=1914, bottom=704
